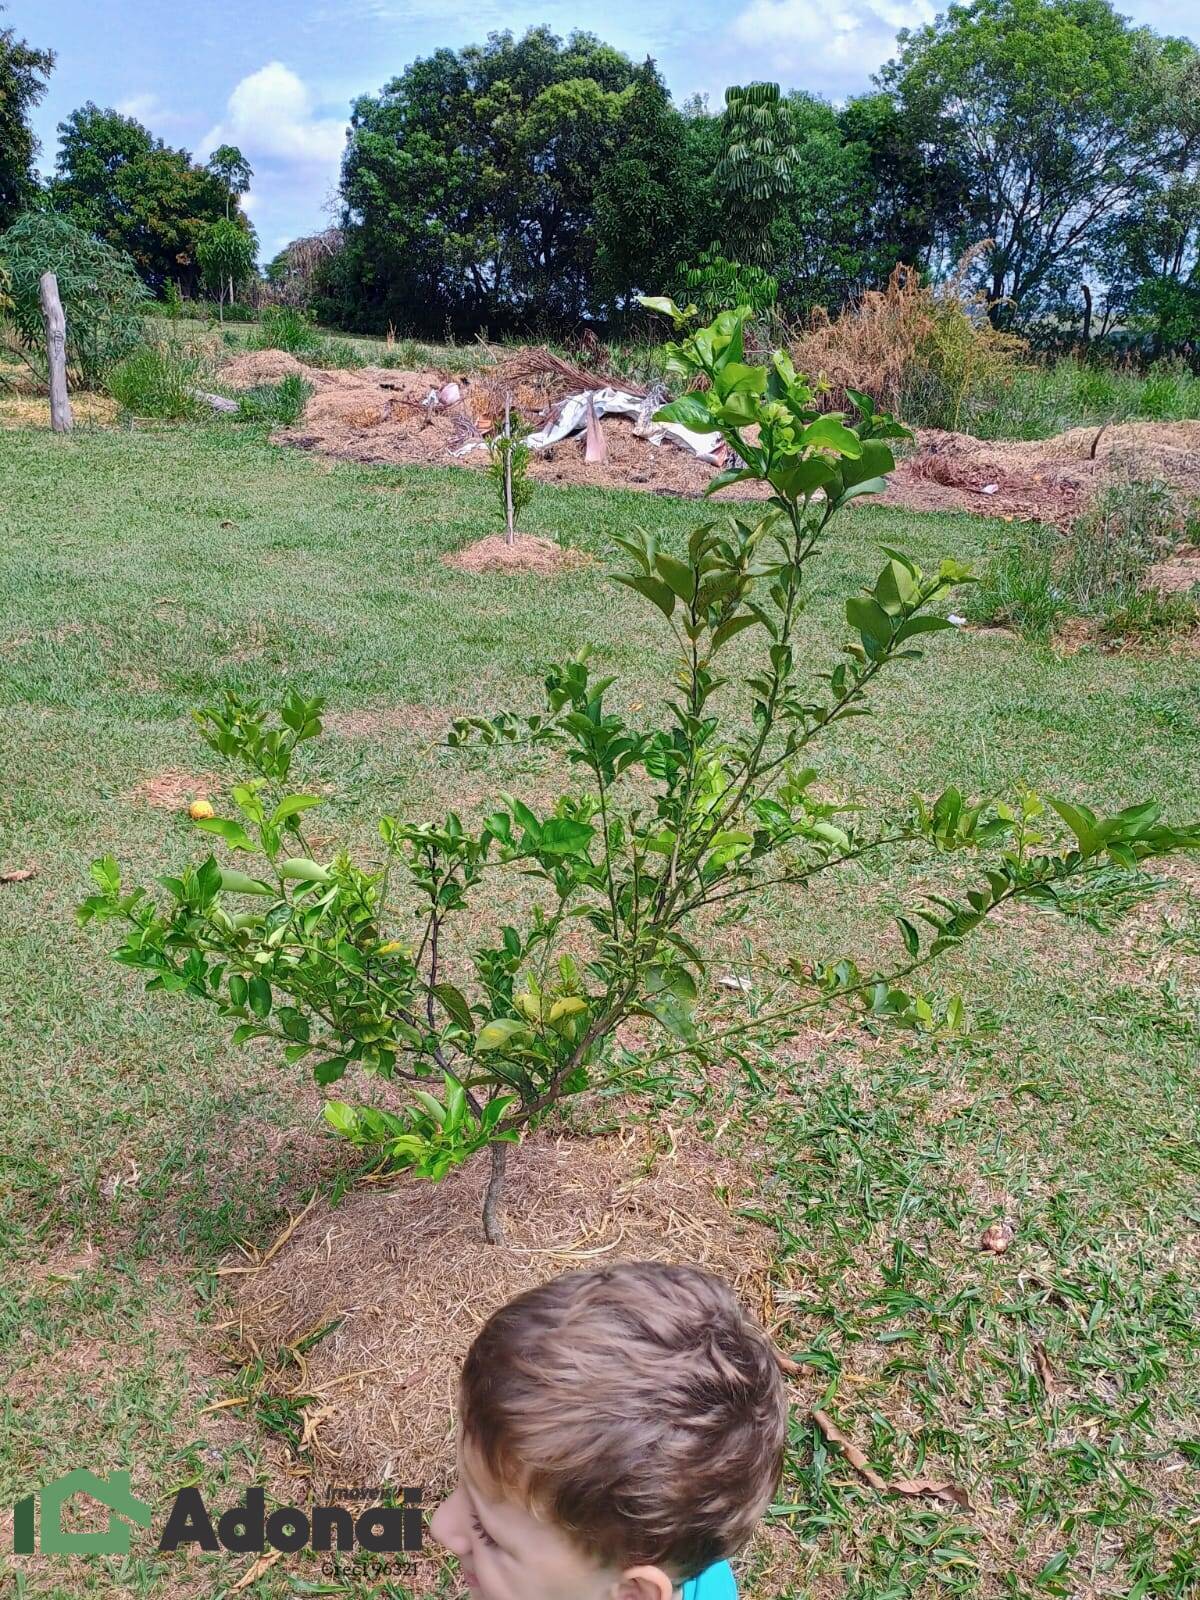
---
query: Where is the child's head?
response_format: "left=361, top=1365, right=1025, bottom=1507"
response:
left=430, top=1261, right=787, bottom=1600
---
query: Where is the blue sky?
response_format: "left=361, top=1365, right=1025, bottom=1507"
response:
left=11, top=0, right=1197, bottom=260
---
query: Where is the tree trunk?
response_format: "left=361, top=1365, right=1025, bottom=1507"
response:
left=1081, top=283, right=1092, bottom=345
left=39, top=272, right=73, bottom=434
left=503, top=392, right=515, bottom=546
left=482, top=1142, right=508, bottom=1244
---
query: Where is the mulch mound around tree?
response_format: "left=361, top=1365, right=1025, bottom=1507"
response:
left=225, top=1128, right=778, bottom=1498
left=442, top=533, right=591, bottom=575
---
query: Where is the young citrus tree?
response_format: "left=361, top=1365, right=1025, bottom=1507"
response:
left=80, top=304, right=1200, bottom=1242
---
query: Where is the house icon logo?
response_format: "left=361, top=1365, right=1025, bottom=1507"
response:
left=13, top=1469, right=153, bottom=1556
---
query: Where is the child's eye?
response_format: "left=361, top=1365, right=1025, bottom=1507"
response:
left=471, top=1515, right=499, bottom=1550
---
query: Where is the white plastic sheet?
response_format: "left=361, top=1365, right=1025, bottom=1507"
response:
left=452, top=386, right=724, bottom=463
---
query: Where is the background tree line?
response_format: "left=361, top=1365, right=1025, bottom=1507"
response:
left=2, top=0, right=1198, bottom=360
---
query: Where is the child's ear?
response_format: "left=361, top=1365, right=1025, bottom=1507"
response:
left=615, top=1566, right=675, bottom=1600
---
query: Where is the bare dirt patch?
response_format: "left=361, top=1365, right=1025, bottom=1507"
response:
left=443, top=533, right=590, bottom=575
left=323, top=703, right=450, bottom=740
left=1149, top=543, right=1200, bottom=595
left=226, top=1128, right=775, bottom=1494
left=126, top=769, right=221, bottom=810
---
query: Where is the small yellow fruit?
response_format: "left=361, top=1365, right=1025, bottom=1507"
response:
left=188, top=799, right=215, bottom=820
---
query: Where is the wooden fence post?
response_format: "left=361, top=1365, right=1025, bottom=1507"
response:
left=38, top=271, right=73, bottom=434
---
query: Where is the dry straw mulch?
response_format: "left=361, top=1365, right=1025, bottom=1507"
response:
left=225, top=1127, right=776, bottom=1499
left=442, top=533, right=591, bottom=576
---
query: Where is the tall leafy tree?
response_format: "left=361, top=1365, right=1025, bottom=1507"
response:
left=196, top=217, right=257, bottom=319
left=714, top=82, right=799, bottom=268
left=206, top=144, right=253, bottom=219
left=771, top=93, right=874, bottom=318
left=879, top=0, right=1194, bottom=326
left=331, top=27, right=641, bottom=332
left=51, top=104, right=235, bottom=293
left=1099, top=41, right=1200, bottom=356
left=839, top=91, right=971, bottom=287
left=0, top=4, right=54, bottom=230
left=593, top=62, right=719, bottom=315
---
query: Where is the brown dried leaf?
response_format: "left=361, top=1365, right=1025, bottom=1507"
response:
left=232, top=1550, right=282, bottom=1590
left=1033, top=1341, right=1058, bottom=1394
left=812, top=1411, right=972, bottom=1510
left=0, top=866, right=36, bottom=884
left=891, top=1477, right=973, bottom=1510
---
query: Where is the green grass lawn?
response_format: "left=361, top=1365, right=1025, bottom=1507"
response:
left=1, top=422, right=1198, bottom=1599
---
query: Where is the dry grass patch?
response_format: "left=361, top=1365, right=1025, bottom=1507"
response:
left=222, top=1127, right=774, bottom=1498
left=125, top=768, right=222, bottom=810
left=443, top=533, right=590, bottom=575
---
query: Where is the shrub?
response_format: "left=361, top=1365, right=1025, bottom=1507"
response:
left=677, top=251, right=778, bottom=321
left=249, top=306, right=323, bottom=357
left=106, top=338, right=207, bottom=420
left=0, top=211, right=149, bottom=387
left=788, top=250, right=1025, bottom=429
left=236, top=372, right=312, bottom=426
left=79, top=305, right=1200, bottom=1241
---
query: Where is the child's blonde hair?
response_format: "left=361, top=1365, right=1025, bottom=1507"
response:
left=460, top=1261, right=787, bottom=1580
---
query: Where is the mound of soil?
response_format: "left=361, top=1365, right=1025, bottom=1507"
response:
left=220, top=350, right=1200, bottom=523
left=887, top=420, right=1200, bottom=524
left=443, top=533, right=591, bottom=574
left=226, top=1129, right=778, bottom=1494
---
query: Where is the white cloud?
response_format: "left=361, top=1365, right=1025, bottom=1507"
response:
left=115, top=92, right=186, bottom=130
left=726, top=0, right=934, bottom=92
left=201, top=62, right=347, bottom=173
left=201, top=63, right=349, bottom=253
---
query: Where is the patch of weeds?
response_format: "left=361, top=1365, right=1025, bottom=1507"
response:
left=248, top=305, right=323, bottom=357
left=106, top=339, right=207, bottom=420
left=310, top=336, right=368, bottom=370
left=965, top=526, right=1061, bottom=639
left=380, top=338, right=433, bottom=368
left=236, top=372, right=313, bottom=426
left=968, top=479, right=1197, bottom=647
left=1096, top=588, right=1200, bottom=649
left=1039, top=864, right=1166, bottom=932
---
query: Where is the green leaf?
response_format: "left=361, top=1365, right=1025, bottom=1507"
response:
left=279, top=857, right=333, bottom=884
left=712, top=613, right=759, bottom=651
left=218, top=868, right=274, bottom=896
left=248, top=975, right=272, bottom=1018
left=846, top=595, right=894, bottom=650
left=194, top=816, right=257, bottom=851
left=704, top=467, right=760, bottom=497
left=771, top=457, right=835, bottom=501
left=654, top=552, right=695, bottom=602
left=654, top=394, right=714, bottom=430
left=314, top=1056, right=347, bottom=1085
left=228, top=974, right=248, bottom=1007
left=476, top=1017, right=531, bottom=1052
left=840, top=438, right=895, bottom=488
left=614, top=573, right=676, bottom=619
left=894, top=615, right=954, bottom=644
left=433, top=982, right=475, bottom=1033
left=801, top=416, right=863, bottom=458
left=270, top=794, right=323, bottom=827
left=323, top=1101, right=357, bottom=1137
left=539, top=818, right=595, bottom=856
